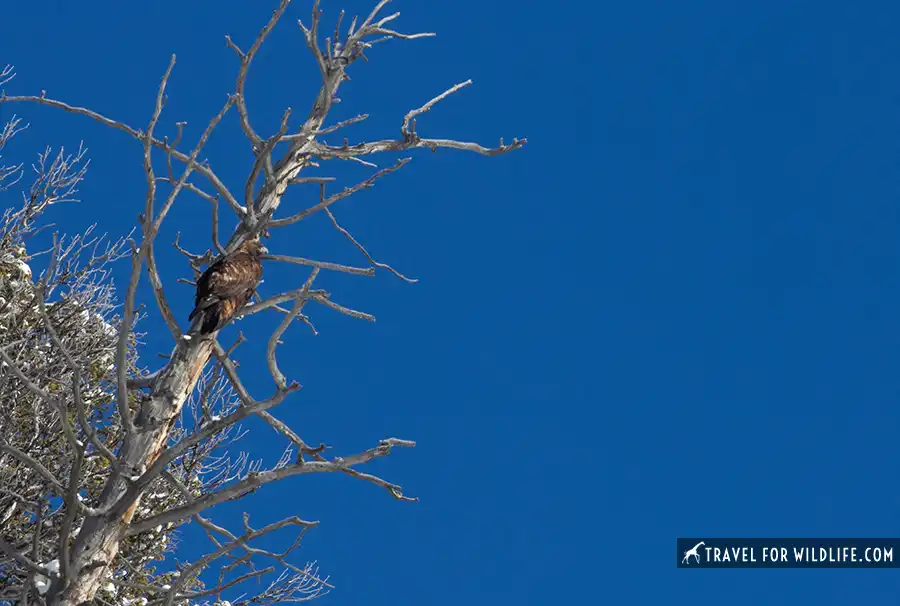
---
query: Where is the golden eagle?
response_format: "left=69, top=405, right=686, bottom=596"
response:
left=189, top=239, right=268, bottom=335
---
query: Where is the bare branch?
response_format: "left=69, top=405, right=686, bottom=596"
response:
left=236, top=286, right=315, bottom=318
left=262, top=253, right=373, bottom=277
left=151, top=95, right=236, bottom=236
left=0, top=63, right=14, bottom=87
left=146, top=241, right=182, bottom=340
left=311, top=80, right=527, bottom=161
left=267, top=269, right=318, bottom=389
left=367, top=28, right=435, bottom=44
left=314, top=113, right=368, bottom=136
left=209, top=196, right=226, bottom=255
left=127, top=438, right=415, bottom=535
left=163, top=121, right=187, bottom=183
left=372, top=11, right=401, bottom=29
left=119, top=93, right=230, bottom=417
left=245, top=107, right=292, bottom=212
left=116, top=55, right=177, bottom=435
left=323, top=208, right=416, bottom=282
left=297, top=1, right=328, bottom=88
left=175, top=567, right=275, bottom=602
left=0, top=94, right=246, bottom=216
left=0, top=112, right=27, bottom=190
left=331, top=9, right=346, bottom=57
left=343, top=155, right=378, bottom=168
left=156, top=176, right=217, bottom=203
left=123, top=368, right=299, bottom=505
left=268, top=297, right=306, bottom=391
left=142, top=95, right=235, bottom=341
left=256, top=411, right=320, bottom=462
left=402, top=80, right=470, bottom=136
left=227, top=0, right=292, bottom=150
left=359, top=0, right=391, bottom=33
left=268, top=158, right=410, bottom=228
left=309, top=291, right=375, bottom=322
left=173, top=231, right=211, bottom=268
left=154, top=515, right=318, bottom=606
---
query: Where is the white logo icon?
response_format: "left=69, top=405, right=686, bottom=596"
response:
left=682, top=541, right=706, bottom=565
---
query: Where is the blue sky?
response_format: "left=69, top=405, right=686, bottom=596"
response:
left=3, top=0, right=900, bottom=603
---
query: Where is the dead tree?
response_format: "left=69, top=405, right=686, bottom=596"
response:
left=0, top=2, right=525, bottom=605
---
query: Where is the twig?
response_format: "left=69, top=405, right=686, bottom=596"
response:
left=297, top=0, right=328, bottom=88
left=267, top=269, right=318, bottom=389
left=156, top=177, right=217, bottom=203
left=151, top=95, right=236, bottom=235
left=402, top=80, right=471, bottom=136
left=262, top=253, right=373, bottom=276
left=227, top=0, right=292, bottom=150
left=0, top=64, right=14, bottom=87
left=146, top=241, right=182, bottom=340
left=156, top=515, right=317, bottom=606
left=313, top=113, right=368, bottom=136
left=173, top=232, right=210, bottom=265
left=245, top=107, right=292, bottom=212
left=236, top=287, right=316, bottom=318
left=309, top=292, right=375, bottom=322
left=268, top=158, right=410, bottom=228
left=323, top=208, right=416, bottom=282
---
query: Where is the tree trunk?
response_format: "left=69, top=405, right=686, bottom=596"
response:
left=56, top=338, right=212, bottom=606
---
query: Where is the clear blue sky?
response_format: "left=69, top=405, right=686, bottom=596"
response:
left=3, top=0, right=900, bottom=603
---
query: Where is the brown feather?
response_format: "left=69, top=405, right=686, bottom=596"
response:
left=189, top=239, right=267, bottom=334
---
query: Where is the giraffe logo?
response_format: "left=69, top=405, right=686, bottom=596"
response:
left=682, top=541, right=706, bottom=565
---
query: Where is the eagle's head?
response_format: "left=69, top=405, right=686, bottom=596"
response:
left=241, top=238, right=269, bottom=257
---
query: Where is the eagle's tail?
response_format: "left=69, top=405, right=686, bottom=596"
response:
left=199, top=313, right=220, bottom=335
left=188, top=302, right=220, bottom=335
left=187, top=309, right=219, bottom=336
